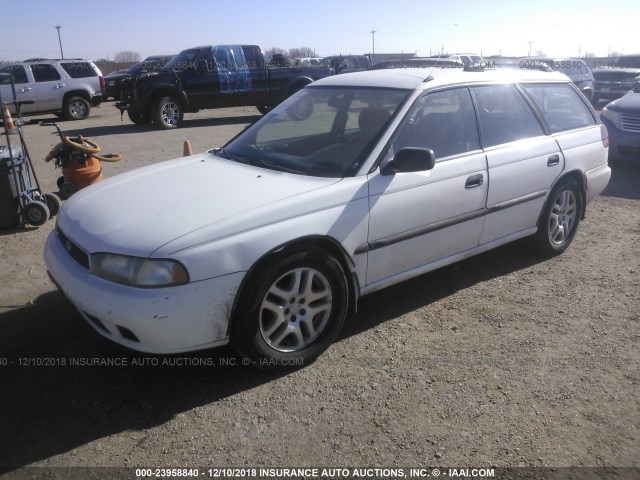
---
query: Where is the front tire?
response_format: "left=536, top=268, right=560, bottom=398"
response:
left=232, top=247, right=348, bottom=369
left=151, top=96, right=183, bottom=129
left=532, top=178, right=582, bottom=256
left=257, top=104, right=273, bottom=115
left=63, top=96, right=90, bottom=121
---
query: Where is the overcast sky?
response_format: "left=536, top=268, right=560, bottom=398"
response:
left=1, top=0, right=637, bottom=61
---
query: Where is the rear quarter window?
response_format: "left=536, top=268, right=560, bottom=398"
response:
left=60, top=62, right=98, bottom=78
left=521, top=83, right=596, bottom=133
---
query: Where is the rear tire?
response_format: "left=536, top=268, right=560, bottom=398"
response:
left=532, top=178, right=582, bottom=256
left=232, top=247, right=348, bottom=370
left=63, top=96, right=90, bottom=121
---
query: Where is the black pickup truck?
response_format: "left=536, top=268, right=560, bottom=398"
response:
left=117, top=44, right=334, bottom=129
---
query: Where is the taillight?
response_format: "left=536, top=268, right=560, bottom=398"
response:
left=99, top=75, right=105, bottom=92
left=600, top=123, right=609, bottom=148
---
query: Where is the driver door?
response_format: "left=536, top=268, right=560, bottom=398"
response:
left=365, top=87, right=488, bottom=290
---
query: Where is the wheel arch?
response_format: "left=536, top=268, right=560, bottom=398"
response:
left=287, top=77, right=313, bottom=96
left=226, top=235, right=360, bottom=338
left=63, top=90, right=91, bottom=103
left=148, top=88, right=190, bottom=111
left=540, top=170, right=587, bottom=227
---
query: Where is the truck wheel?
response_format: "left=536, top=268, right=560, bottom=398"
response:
left=257, top=104, right=273, bottom=115
left=63, top=96, right=91, bottom=121
left=127, top=106, right=151, bottom=125
left=287, top=96, right=314, bottom=121
left=152, top=96, right=183, bottom=129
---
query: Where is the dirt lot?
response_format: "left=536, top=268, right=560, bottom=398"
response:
left=0, top=103, right=638, bottom=476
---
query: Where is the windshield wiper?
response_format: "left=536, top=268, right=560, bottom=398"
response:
left=213, top=149, right=304, bottom=174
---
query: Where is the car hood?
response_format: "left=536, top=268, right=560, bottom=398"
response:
left=605, top=91, right=640, bottom=112
left=57, top=153, right=342, bottom=256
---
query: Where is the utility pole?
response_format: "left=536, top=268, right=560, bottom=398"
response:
left=370, top=30, right=377, bottom=64
left=55, top=25, right=64, bottom=59
left=528, top=41, right=533, bottom=57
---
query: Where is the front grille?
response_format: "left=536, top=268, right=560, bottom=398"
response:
left=57, top=227, right=90, bottom=270
left=620, top=112, right=640, bottom=132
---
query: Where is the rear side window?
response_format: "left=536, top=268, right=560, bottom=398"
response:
left=31, top=63, right=61, bottom=82
left=521, top=83, right=596, bottom=133
left=471, top=84, right=544, bottom=148
left=60, top=61, right=97, bottom=78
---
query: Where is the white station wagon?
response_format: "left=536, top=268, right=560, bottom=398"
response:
left=45, top=68, right=611, bottom=367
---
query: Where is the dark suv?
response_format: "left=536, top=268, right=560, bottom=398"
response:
left=592, top=54, right=640, bottom=104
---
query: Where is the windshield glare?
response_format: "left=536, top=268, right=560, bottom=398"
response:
left=164, top=49, right=199, bottom=71
left=221, top=87, right=411, bottom=177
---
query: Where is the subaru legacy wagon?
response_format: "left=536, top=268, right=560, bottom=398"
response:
left=45, top=68, right=611, bottom=368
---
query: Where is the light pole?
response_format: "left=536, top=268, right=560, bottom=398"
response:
left=528, top=41, right=533, bottom=57
left=55, top=25, right=64, bottom=59
left=370, top=30, right=377, bottom=64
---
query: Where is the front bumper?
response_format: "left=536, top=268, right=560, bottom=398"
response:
left=594, top=85, right=633, bottom=101
left=601, top=117, right=640, bottom=160
left=44, top=229, right=245, bottom=354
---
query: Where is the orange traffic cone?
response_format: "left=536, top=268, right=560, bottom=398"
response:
left=183, top=139, right=193, bottom=156
left=2, top=105, right=18, bottom=133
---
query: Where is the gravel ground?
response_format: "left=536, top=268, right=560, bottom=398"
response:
left=0, top=103, right=638, bottom=476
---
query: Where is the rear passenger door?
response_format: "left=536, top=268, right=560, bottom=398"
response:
left=29, top=63, right=65, bottom=112
left=471, top=84, right=564, bottom=245
left=365, top=87, right=488, bottom=288
left=520, top=83, right=602, bottom=174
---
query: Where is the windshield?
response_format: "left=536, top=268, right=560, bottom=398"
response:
left=220, top=87, right=411, bottom=177
left=164, top=49, right=200, bottom=71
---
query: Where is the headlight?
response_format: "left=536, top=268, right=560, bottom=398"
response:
left=601, top=106, right=621, bottom=129
left=90, top=253, right=189, bottom=287
left=107, top=80, right=115, bottom=86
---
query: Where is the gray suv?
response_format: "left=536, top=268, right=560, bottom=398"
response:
left=0, top=58, right=104, bottom=120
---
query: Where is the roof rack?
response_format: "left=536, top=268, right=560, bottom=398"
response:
left=24, top=58, right=84, bottom=62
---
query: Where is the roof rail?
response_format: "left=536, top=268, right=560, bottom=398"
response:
left=24, top=58, right=85, bottom=62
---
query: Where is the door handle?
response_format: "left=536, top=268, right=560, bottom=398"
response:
left=20, top=87, right=32, bottom=92
left=465, top=174, right=484, bottom=188
left=55, top=83, right=66, bottom=89
left=547, top=154, right=560, bottom=166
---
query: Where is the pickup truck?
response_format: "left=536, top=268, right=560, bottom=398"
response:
left=116, top=45, right=334, bottom=129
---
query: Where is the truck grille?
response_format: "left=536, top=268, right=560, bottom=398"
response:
left=620, top=112, right=640, bottom=132
left=57, top=227, right=90, bottom=270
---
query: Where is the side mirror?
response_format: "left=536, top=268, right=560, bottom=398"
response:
left=381, top=147, right=436, bottom=175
